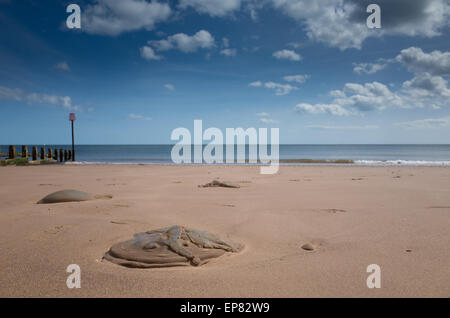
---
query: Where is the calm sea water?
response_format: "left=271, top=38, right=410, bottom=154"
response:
left=3, top=144, right=450, bottom=166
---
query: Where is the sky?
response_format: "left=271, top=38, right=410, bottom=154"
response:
left=0, top=0, right=450, bottom=145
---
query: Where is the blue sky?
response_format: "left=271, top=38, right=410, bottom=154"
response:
left=1, top=0, right=450, bottom=144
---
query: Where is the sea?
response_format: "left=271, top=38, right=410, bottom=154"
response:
left=2, top=144, right=450, bottom=166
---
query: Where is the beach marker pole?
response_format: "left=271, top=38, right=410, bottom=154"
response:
left=69, top=113, right=76, bottom=161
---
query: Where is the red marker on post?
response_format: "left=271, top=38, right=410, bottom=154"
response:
left=69, top=113, right=76, bottom=161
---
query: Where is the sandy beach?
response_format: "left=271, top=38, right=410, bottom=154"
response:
left=0, top=164, right=449, bottom=297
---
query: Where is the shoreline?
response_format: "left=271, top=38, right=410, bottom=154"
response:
left=62, top=160, right=450, bottom=167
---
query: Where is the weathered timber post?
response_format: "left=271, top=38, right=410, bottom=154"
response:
left=67, top=150, right=72, bottom=161
left=64, top=150, right=68, bottom=161
left=69, top=113, right=76, bottom=161
left=59, top=149, right=64, bottom=162
left=53, top=149, right=58, bottom=160
left=22, top=146, right=29, bottom=159
left=40, top=147, right=45, bottom=160
left=32, top=146, right=38, bottom=161
left=47, top=148, right=52, bottom=159
left=8, top=145, right=16, bottom=159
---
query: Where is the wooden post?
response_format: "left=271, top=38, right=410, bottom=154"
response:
left=32, top=146, right=38, bottom=161
left=64, top=150, right=68, bottom=161
left=67, top=150, right=72, bottom=161
left=59, top=149, right=63, bottom=162
left=22, top=146, right=28, bottom=159
left=40, top=147, right=45, bottom=160
left=8, top=145, right=16, bottom=159
left=53, top=149, right=58, bottom=160
left=47, top=148, right=52, bottom=159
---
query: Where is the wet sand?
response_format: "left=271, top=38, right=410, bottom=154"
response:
left=0, top=164, right=449, bottom=297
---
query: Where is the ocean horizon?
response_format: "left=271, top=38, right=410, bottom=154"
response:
left=3, top=144, right=450, bottom=166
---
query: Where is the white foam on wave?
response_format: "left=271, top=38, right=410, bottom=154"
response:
left=354, top=160, right=450, bottom=166
left=64, top=160, right=450, bottom=167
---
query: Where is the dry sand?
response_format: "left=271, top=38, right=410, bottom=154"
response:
left=0, top=164, right=449, bottom=297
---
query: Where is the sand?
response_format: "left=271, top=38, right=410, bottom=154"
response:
left=0, top=164, right=449, bottom=297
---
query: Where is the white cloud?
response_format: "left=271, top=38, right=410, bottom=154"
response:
left=0, top=85, right=81, bottom=111
left=334, top=82, right=409, bottom=111
left=256, top=112, right=278, bottom=123
left=395, top=116, right=450, bottom=129
left=259, top=117, right=279, bottom=124
left=266, top=0, right=450, bottom=50
left=306, top=125, right=379, bottom=130
left=295, top=103, right=352, bottom=116
left=164, top=84, right=175, bottom=91
left=83, top=0, right=171, bottom=36
left=283, top=74, right=309, bottom=83
left=297, top=77, right=450, bottom=116
left=54, top=61, right=70, bottom=72
left=220, top=48, right=237, bottom=57
left=178, top=0, right=241, bottom=17
left=272, top=49, right=302, bottom=61
left=250, top=79, right=300, bottom=95
left=249, top=81, right=263, bottom=87
left=140, top=46, right=163, bottom=60
left=128, top=113, right=152, bottom=121
left=149, top=30, right=215, bottom=53
left=264, top=82, right=299, bottom=95
left=403, top=73, right=450, bottom=99
left=396, top=47, right=450, bottom=76
left=295, top=46, right=450, bottom=116
left=353, top=62, right=387, bottom=74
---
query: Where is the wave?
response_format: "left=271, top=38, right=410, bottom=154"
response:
left=354, top=160, right=450, bottom=166
left=65, top=160, right=450, bottom=166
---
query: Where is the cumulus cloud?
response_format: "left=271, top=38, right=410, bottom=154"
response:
left=403, top=73, right=450, bottom=99
left=334, top=82, right=409, bottom=111
left=0, top=85, right=82, bottom=111
left=256, top=112, right=270, bottom=117
left=83, top=0, right=171, bottom=36
left=149, top=30, right=215, bottom=53
left=140, top=46, right=163, bottom=60
left=249, top=81, right=263, bottom=87
left=394, top=47, right=450, bottom=106
left=294, top=78, right=428, bottom=116
left=178, top=0, right=241, bottom=17
left=272, top=49, right=302, bottom=61
left=267, top=0, right=450, bottom=50
left=250, top=81, right=298, bottom=95
left=348, top=0, right=450, bottom=37
left=396, top=47, right=450, bottom=76
left=295, top=103, right=352, bottom=116
left=395, top=116, right=450, bottom=129
left=128, top=113, right=152, bottom=120
left=54, top=61, right=71, bottom=72
left=353, top=62, right=387, bottom=74
left=283, top=74, right=310, bottom=83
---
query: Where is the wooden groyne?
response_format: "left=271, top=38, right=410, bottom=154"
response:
left=0, top=145, right=74, bottom=163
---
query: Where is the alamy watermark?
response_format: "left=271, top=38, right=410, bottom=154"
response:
left=170, top=120, right=279, bottom=175
left=66, top=264, right=81, bottom=289
left=366, top=264, right=381, bottom=289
